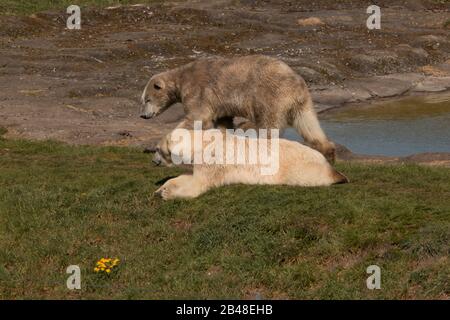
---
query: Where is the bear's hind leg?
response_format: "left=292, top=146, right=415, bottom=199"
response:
left=234, top=118, right=258, bottom=131
left=291, top=98, right=336, bottom=163
left=214, top=116, right=235, bottom=130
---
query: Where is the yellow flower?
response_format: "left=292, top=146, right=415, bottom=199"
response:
left=95, top=257, right=120, bottom=274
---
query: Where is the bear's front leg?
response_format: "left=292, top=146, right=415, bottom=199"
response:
left=176, top=117, right=214, bottom=130
left=154, top=175, right=207, bottom=200
left=176, top=104, right=215, bottom=130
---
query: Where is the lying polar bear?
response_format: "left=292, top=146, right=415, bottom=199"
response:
left=154, top=129, right=348, bottom=200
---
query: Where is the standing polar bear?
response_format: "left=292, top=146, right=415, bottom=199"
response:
left=154, top=129, right=347, bottom=200
left=141, top=55, right=336, bottom=163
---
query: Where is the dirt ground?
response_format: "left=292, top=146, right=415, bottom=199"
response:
left=0, top=0, right=449, bottom=159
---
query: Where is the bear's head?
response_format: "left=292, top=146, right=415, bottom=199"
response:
left=152, top=134, right=174, bottom=167
left=140, top=73, right=178, bottom=119
left=153, top=129, right=201, bottom=167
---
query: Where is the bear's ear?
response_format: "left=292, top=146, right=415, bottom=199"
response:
left=160, top=134, right=170, bottom=155
left=153, top=79, right=165, bottom=90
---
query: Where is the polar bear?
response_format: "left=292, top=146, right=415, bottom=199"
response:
left=141, top=55, right=336, bottom=163
left=153, top=129, right=347, bottom=200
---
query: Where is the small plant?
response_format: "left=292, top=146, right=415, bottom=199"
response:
left=94, top=258, right=120, bottom=274
left=444, top=19, right=450, bottom=28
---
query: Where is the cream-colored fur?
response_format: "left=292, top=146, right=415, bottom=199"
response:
left=154, top=130, right=347, bottom=200
left=142, top=55, right=336, bottom=163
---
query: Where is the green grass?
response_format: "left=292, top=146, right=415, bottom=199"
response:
left=0, top=0, right=162, bottom=15
left=444, top=19, right=450, bottom=29
left=0, top=135, right=449, bottom=299
left=1, top=0, right=449, bottom=15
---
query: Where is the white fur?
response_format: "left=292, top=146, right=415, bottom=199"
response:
left=155, top=131, right=347, bottom=200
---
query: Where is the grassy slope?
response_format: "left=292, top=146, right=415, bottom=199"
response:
left=0, top=135, right=449, bottom=299
left=0, top=0, right=163, bottom=15
left=1, top=0, right=449, bottom=15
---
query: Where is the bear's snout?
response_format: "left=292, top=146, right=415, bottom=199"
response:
left=140, top=112, right=155, bottom=119
left=154, top=187, right=163, bottom=196
left=152, top=154, right=162, bottom=166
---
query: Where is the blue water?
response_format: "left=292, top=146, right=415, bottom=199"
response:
left=283, top=93, right=450, bottom=156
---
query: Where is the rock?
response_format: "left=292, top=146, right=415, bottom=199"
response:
left=413, top=77, right=450, bottom=92
left=419, top=65, right=449, bottom=77
left=381, top=72, right=424, bottom=84
left=404, top=0, right=425, bottom=10
left=413, top=35, right=450, bottom=51
left=236, top=33, right=290, bottom=50
left=395, top=44, right=429, bottom=64
left=345, top=86, right=373, bottom=102
left=335, top=143, right=353, bottom=160
left=316, top=61, right=346, bottom=82
left=347, top=51, right=400, bottom=74
left=401, top=153, right=450, bottom=167
left=414, top=35, right=444, bottom=45
left=297, top=66, right=322, bottom=83
left=355, top=76, right=413, bottom=98
left=118, top=130, right=132, bottom=137
left=403, top=152, right=450, bottom=162
left=311, top=87, right=353, bottom=105
left=297, top=17, right=324, bottom=26
left=314, top=103, right=334, bottom=113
